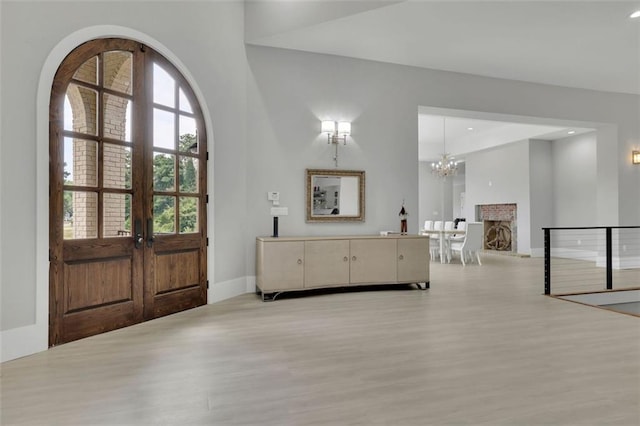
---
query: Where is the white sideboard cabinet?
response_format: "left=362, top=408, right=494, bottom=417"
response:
left=256, top=235, right=429, bottom=301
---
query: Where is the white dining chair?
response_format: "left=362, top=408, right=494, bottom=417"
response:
left=449, top=221, right=467, bottom=242
left=450, top=222, right=483, bottom=266
left=421, top=220, right=438, bottom=261
left=440, top=221, right=455, bottom=261
left=429, top=237, right=440, bottom=261
left=429, top=221, right=443, bottom=261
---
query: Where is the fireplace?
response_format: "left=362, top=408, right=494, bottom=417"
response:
left=476, top=204, right=517, bottom=252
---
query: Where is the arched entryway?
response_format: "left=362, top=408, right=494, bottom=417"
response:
left=49, top=38, right=208, bottom=345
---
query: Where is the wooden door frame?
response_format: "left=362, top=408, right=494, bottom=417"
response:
left=49, top=37, right=208, bottom=346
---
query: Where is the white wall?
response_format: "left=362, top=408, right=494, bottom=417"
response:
left=245, top=44, right=420, bottom=256
left=552, top=132, right=597, bottom=226
left=452, top=165, right=466, bottom=220
left=419, top=161, right=453, bottom=226
left=529, top=139, right=554, bottom=255
left=464, top=141, right=532, bottom=254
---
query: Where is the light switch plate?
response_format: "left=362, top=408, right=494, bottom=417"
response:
left=270, top=207, right=288, bottom=216
left=267, top=191, right=280, bottom=201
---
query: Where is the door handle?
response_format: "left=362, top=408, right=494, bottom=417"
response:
left=134, top=219, right=143, bottom=249
left=146, top=218, right=155, bottom=248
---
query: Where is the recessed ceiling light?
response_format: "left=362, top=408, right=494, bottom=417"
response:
left=568, top=130, right=576, bottom=135
left=631, top=10, right=640, bottom=18
left=467, top=127, right=474, bottom=131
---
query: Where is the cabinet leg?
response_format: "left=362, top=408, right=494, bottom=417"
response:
left=262, top=291, right=282, bottom=302
left=420, top=282, right=429, bottom=290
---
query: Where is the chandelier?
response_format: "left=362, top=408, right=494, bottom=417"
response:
left=431, top=118, right=458, bottom=178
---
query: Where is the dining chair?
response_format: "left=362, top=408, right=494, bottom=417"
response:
left=428, top=221, right=443, bottom=261
left=429, top=236, right=440, bottom=261
left=450, top=222, right=483, bottom=266
left=440, top=221, right=455, bottom=261
left=423, top=220, right=434, bottom=231
left=449, top=221, right=467, bottom=242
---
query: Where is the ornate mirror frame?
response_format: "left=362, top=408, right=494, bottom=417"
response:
left=306, top=169, right=365, bottom=222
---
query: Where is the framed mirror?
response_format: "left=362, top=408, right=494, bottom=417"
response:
left=306, top=169, right=365, bottom=222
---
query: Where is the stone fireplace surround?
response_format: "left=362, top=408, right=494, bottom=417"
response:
left=476, top=204, right=517, bottom=253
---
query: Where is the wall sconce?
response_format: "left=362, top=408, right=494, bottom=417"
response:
left=321, top=120, right=351, bottom=167
left=633, top=150, right=640, bottom=165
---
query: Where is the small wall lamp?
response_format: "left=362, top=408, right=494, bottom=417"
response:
left=321, top=120, right=351, bottom=167
left=633, top=150, right=640, bottom=165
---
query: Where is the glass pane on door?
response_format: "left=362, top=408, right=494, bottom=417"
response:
left=63, top=137, right=98, bottom=187
left=153, top=152, right=175, bottom=191
left=103, top=51, right=133, bottom=95
left=103, top=193, right=132, bottom=237
left=179, top=88, right=193, bottom=113
left=154, top=195, right=175, bottom=234
left=153, top=108, right=175, bottom=149
left=65, top=84, right=98, bottom=135
left=103, top=94, right=132, bottom=142
left=178, top=116, right=197, bottom=152
left=103, top=144, right=131, bottom=189
left=153, top=63, right=175, bottom=108
left=179, top=197, right=198, bottom=234
left=179, top=156, right=198, bottom=193
left=63, top=191, right=98, bottom=239
left=73, top=55, right=98, bottom=85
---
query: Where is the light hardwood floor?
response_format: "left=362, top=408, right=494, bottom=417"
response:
left=1, top=254, right=639, bottom=425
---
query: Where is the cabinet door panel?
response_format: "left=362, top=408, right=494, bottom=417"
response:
left=305, top=240, right=350, bottom=288
left=350, top=239, right=397, bottom=284
left=261, top=242, right=304, bottom=290
left=397, top=238, right=429, bottom=282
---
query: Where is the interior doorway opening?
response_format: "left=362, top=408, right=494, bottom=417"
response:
left=417, top=106, right=605, bottom=257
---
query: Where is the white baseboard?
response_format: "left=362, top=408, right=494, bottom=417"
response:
left=551, top=248, right=599, bottom=260
left=596, top=255, right=640, bottom=269
left=616, top=256, right=640, bottom=269
left=551, top=248, right=640, bottom=270
left=246, top=276, right=256, bottom=293
left=208, top=276, right=252, bottom=303
left=530, top=248, right=544, bottom=258
left=1, top=323, right=48, bottom=363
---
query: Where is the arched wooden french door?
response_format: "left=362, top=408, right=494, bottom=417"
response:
left=49, top=38, right=207, bottom=346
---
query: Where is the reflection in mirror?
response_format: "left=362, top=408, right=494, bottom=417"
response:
left=306, top=169, right=365, bottom=222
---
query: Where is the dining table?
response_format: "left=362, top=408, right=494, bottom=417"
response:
left=420, top=228, right=466, bottom=264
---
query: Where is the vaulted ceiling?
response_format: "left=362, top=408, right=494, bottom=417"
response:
left=247, top=1, right=640, bottom=95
